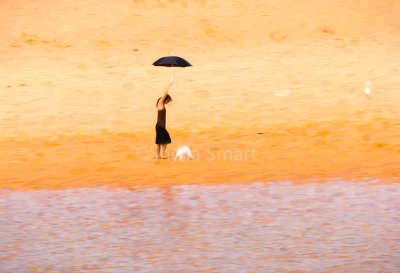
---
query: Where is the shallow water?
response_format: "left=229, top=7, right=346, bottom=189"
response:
left=1, top=182, right=399, bottom=272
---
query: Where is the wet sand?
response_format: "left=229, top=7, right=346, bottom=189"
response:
left=1, top=182, right=399, bottom=272
left=1, top=117, right=400, bottom=190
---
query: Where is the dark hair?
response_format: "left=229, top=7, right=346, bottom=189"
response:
left=156, top=95, right=172, bottom=106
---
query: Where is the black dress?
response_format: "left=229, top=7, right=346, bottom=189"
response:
left=155, top=107, right=171, bottom=144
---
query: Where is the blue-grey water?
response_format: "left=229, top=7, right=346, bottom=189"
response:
left=0, top=182, right=399, bottom=272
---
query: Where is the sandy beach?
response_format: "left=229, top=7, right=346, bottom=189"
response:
left=1, top=0, right=400, bottom=189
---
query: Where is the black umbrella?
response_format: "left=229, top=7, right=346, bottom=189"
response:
left=152, top=56, right=192, bottom=67
left=153, top=55, right=192, bottom=82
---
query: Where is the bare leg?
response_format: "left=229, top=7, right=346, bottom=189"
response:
left=162, top=144, right=168, bottom=159
left=157, top=144, right=161, bottom=159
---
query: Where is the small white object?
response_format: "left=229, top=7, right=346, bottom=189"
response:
left=174, top=146, right=193, bottom=161
left=364, top=80, right=372, bottom=96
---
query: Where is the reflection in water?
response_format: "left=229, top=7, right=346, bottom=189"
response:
left=0, top=182, right=399, bottom=272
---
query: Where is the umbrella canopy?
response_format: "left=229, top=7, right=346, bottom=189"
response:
left=153, top=56, right=192, bottom=67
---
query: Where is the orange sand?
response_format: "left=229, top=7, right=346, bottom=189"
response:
left=1, top=0, right=400, bottom=189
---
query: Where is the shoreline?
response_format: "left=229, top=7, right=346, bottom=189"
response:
left=1, top=117, right=399, bottom=190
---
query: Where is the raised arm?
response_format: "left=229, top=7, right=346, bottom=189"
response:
left=158, top=81, right=174, bottom=108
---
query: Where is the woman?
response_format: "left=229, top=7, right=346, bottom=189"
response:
left=155, top=81, right=174, bottom=159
